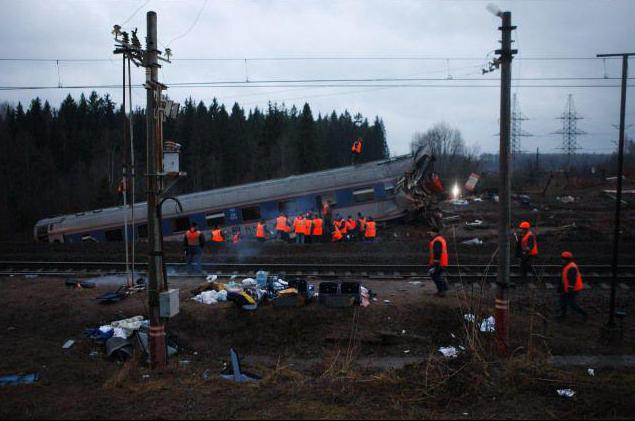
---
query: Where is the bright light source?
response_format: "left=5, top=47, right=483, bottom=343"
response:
left=486, top=3, right=502, bottom=17
left=452, top=183, right=461, bottom=200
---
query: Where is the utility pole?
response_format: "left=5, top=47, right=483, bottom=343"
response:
left=597, top=52, right=634, bottom=339
left=489, top=5, right=516, bottom=356
left=113, top=11, right=179, bottom=369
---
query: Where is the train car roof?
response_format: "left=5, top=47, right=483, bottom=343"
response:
left=36, top=154, right=414, bottom=227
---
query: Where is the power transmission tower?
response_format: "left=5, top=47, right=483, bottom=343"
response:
left=511, top=93, right=532, bottom=160
left=553, top=94, right=586, bottom=168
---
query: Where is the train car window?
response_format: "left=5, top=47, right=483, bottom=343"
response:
left=322, top=192, right=337, bottom=208
left=172, top=216, right=190, bottom=233
left=384, top=184, right=395, bottom=197
left=353, top=187, right=375, bottom=203
left=278, top=200, right=295, bottom=214
left=105, top=229, right=123, bottom=241
left=137, top=224, right=148, bottom=239
left=205, top=212, right=225, bottom=228
left=241, top=206, right=261, bottom=222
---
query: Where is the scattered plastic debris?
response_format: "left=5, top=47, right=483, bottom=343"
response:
left=206, top=274, right=218, bottom=283
left=409, top=281, right=423, bottom=285
left=466, top=219, right=484, bottom=227
left=557, top=196, right=575, bottom=204
left=62, top=340, right=75, bottom=349
left=557, top=389, right=576, bottom=398
left=450, top=199, right=469, bottom=206
left=384, top=300, right=392, bottom=305
left=403, top=350, right=411, bottom=354
left=193, top=290, right=228, bottom=305
left=439, top=346, right=459, bottom=359
left=464, top=314, right=476, bottom=323
left=0, top=373, right=39, bottom=386
left=480, top=316, right=496, bottom=333
left=220, top=349, right=261, bottom=383
left=588, top=368, right=595, bottom=377
left=462, top=238, right=484, bottom=246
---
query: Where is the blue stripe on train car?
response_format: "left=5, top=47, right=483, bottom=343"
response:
left=374, top=183, right=386, bottom=199
left=190, top=214, right=206, bottom=229
left=295, top=195, right=317, bottom=214
left=90, top=231, right=106, bottom=242
left=161, top=219, right=172, bottom=236
left=335, top=190, right=353, bottom=208
left=260, top=201, right=279, bottom=219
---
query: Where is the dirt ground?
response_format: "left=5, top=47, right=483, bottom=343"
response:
left=0, top=274, right=634, bottom=420
left=1, top=181, right=635, bottom=419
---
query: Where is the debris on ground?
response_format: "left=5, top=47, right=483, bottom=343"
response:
left=557, top=389, right=576, bottom=398
left=220, top=349, right=261, bottom=383
left=464, top=314, right=476, bottom=323
left=193, top=290, right=228, bottom=305
left=439, top=346, right=459, bottom=359
left=62, top=339, right=75, bottom=349
left=0, top=373, right=39, bottom=386
left=450, top=199, right=469, bottom=206
left=462, top=238, right=484, bottom=246
left=557, top=195, right=576, bottom=204
left=588, top=368, right=595, bottom=377
left=480, top=316, right=496, bottom=333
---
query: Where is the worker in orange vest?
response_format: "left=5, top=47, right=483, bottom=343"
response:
left=332, top=224, right=343, bottom=242
left=364, top=217, right=376, bottom=241
left=276, top=213, right=290, bottom=241
left=516, top=221, right=539, bottom=283
left=558, top=251, right=588, bottom=321
left=184, top=222, right=204, bottom=273
left=210, top=225, right=225, bottom=246
left=304, top=214, right=314, bottom=244
left=256, top=220, right=267, bottom=242
left=345, top=216, right=357, bottom=241
left=293, top=215, right=305, bottom=244
left=357, top=212, right=367, bottom=241
left=312, top=214, right=324, bottom=242
left=428, top=228, right=449, bottom=297
left=351, top=136, right=363, bottom=165
left=336, top=215, right=348, bottom=239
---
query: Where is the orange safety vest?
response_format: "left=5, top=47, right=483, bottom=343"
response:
left=346, top=219, right=357, bottom=232
left=312, top=218, right=324, bottom=236
left=521, top=231, right=539, bottom=256
left=562, top=261, right=584, bottom=292
left=352, top=140, right=362, bottom=154
left=211, top=229, right=224, bottom=243
left=338, top=220, right=347, bottom=234
left=358, top=217, right=367, bottom=232
left=276, top=216, right=290, bottom=233
left=256, top=223, right=265, bottom=239
left=304, top=218, right=313, bottom=235
left=429, top=235, right=449, bottom=268
left=365, top=221, right=376, bottom=238
left=293, top=217, right=305, bottom=235
left=185, top=229, right=201, bottom=246
left=332, top=226, right=343, bottom=242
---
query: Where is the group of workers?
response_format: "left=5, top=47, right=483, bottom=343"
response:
left=427, top=221, right=588, bottom=321
left=273, top=212, right=377, bottom=243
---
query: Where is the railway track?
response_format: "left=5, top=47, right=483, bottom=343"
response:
left=0, top=261, right=634, bottom=288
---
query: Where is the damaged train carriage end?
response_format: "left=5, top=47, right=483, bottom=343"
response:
left=34, top=152, right=443, bottom=243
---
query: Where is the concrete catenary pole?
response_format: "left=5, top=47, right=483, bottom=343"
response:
left=597, top=52, right=634, bottom=335
left=145, top=10, right=167, bottom=369
left=495, top=10, right=516, bottom=355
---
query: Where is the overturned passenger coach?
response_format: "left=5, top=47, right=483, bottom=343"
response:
left=34, top=150, right=442, bottom=243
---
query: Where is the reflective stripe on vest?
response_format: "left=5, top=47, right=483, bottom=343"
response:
left=562, top=262, right=584, bottom=292
left=256, top=223, right=265, bottom=238
left=521, top=231, right=539, bottom=256
left=429, top=236, right=449, bottom=267
left=365, top=221, right=376, bottom=238
left=186, top=229, right=201, bottom=246
left=312, top=218, right=323, bottom=235
left=212, top=229, right=224, bottom=242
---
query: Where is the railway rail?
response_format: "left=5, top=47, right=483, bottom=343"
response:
left=0, top=261, right=634, bottom=288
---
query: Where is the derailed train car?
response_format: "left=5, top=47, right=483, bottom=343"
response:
left=34, top=151, right=441, bottom=243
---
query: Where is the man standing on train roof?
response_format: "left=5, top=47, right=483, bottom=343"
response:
left=184, top=222, right=205, bottom=273
left=293, top=214, right=305, bottom=244
left=276, top=213, right=290, bottom=241
left=351, top=136, right=363, bottom=165
left=516, top=221, right=538, bottom=283
left=210, top=224, right=225, bottom=246
left=558, top=251, right=588, bottom=321
left=428, top=228, right=449, bottom=297
left=256, top=220, right=267, bottom=242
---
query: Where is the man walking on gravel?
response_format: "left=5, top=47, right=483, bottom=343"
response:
left=428, top=228, right=449, bottom=297
left=558, top=251, right=588, bottom=321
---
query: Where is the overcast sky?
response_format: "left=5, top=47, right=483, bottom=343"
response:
left=1, top=0, right=634, bottom=155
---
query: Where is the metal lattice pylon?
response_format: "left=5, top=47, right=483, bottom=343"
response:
left=511, top=93, right=532, bottom=160
left=554, top=94, right=586, bottom=168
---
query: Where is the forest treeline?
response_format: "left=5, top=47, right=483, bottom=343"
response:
left=0, top=92, right=389, bottom=239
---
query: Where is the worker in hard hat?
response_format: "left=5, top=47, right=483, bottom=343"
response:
left=558, top=251, right=588, bottom=321
left=516, top=221, right=538, bottom=283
